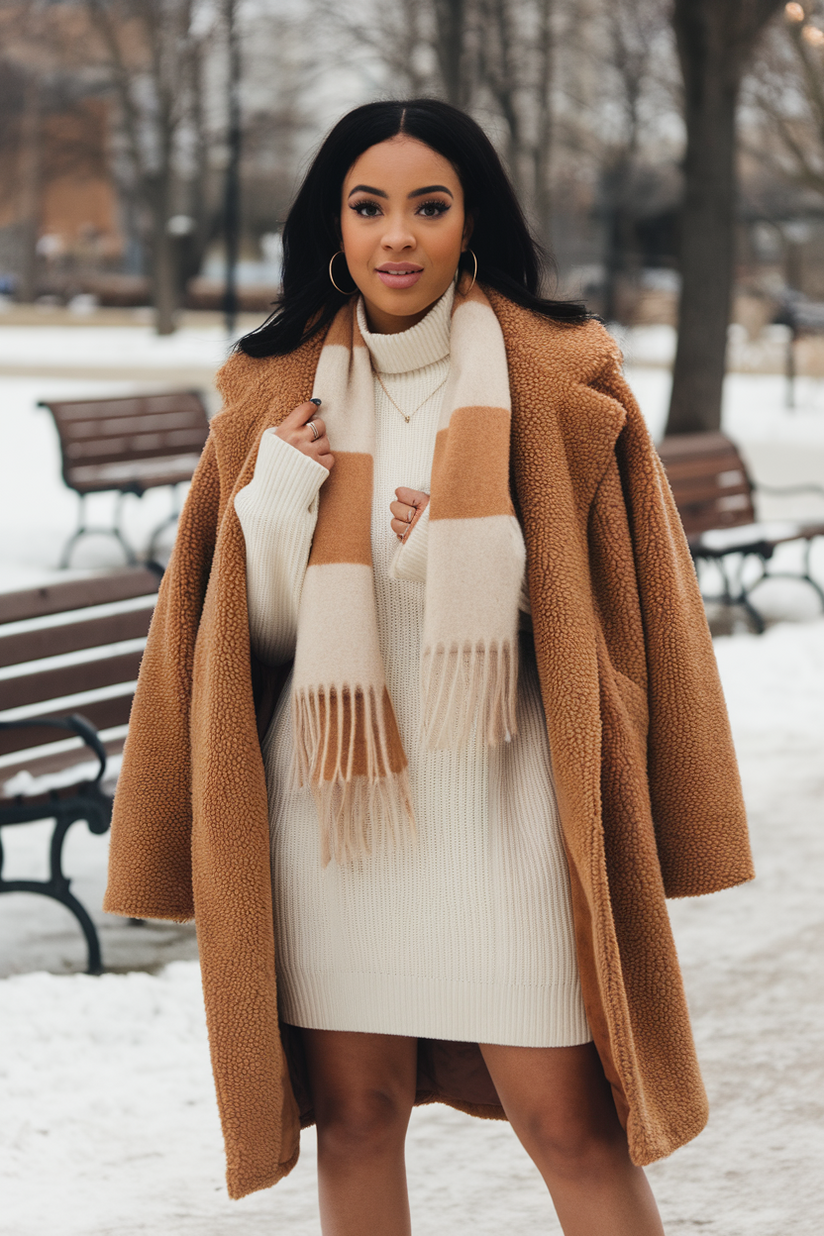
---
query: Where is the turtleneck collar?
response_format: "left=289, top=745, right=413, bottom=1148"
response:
left=356, top=282, right=454, bottom=375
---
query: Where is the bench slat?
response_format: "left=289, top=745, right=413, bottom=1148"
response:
left=63, top=411, right=208, bottom=437
left=45, top=392, right=206, bottom=421
left=0, top=606, right=153, bottom=669
left=1, top=649, right=144, bottom=712
left=0, top=568, right=160, bottom=624
left=663, top=456, right=745, bottom=482
left=0, top=696, right=134, bottom=757
left=64, top=429, right=209, bottom=465
left=39, top=392, right=210, bottom=500
left=1, top=655, right=141, bottom=714
left=670, top=477, right=752, bottom=504
left=684, top=510, right=755, bottom=536
left=659, top=433, right=758, bottom=536
left=657, top=431, right=734, bottom=459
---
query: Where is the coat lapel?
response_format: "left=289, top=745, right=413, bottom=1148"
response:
left=496, top=300, right=638, bottom=1129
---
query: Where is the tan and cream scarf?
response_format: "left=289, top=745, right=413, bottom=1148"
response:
left=292, top=281, right=526, bottom=863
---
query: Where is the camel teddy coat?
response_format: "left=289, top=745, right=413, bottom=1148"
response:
left=104, top=289, right=754, bottom=1200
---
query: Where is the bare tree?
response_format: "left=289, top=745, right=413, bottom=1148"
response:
left=309, top=0, right=558, bottom=244
left=597, top=0, right=669, bottom=320
left=747, top=5, right=824, bottom=201
left=432, top=0, right=472, bottom=106
left=666, top=0, right=786, bottom=436
left=472, top=0, right=556, bottom=240
left=84, top=0, right=222, bottom=333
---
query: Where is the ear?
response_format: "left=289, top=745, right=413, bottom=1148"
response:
left=462, top=213, right=475, bottom=248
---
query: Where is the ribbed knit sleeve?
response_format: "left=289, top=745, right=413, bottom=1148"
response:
left=234, top=429, right=329, bottom=666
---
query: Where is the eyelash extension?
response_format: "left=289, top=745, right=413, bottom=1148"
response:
left=349, top=198, right=452, bottom=217
left=417, top=199, right=451, bottom=216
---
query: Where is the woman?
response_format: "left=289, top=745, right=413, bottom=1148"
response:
left=105, top=100, right=753, bottom=1236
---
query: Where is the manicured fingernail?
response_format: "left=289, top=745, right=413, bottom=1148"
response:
left=310, top=398, right=322, bottom=406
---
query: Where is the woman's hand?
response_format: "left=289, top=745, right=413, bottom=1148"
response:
left=274, top=400, right=334, bottom=470
left=390, top=487, right=429, bottom=542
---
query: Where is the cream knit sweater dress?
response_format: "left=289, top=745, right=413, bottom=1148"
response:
left=234, top=286, right=590, bottom=1048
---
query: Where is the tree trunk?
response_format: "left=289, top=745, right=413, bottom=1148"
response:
left=17, top=73, right=42, bottom=304
left=667, top=5, right=740, bottom=435
left=152, top=216, right=178, bottom=336
left=433, top=0, right=468, bottom=106
left=666, top=0, right=784, bottom=436
left=532, top=0, right=554, bottom=249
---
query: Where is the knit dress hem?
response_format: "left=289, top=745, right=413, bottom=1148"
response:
left=278, top=970, right=592, bottom=1048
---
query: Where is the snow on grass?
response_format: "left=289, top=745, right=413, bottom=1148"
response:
left=0, top=324, right=235, bottom=371
left=1, top=326, right=823, bottom=1233
left=1, top=620, right=822, bottom=1236
left=0, top=376, right=201, bottom=588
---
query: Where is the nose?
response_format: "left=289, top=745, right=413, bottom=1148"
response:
left=379, top=210, right=416, bottom=252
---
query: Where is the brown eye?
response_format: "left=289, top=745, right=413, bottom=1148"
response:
left=418, top=200, right=450, bottom=218
left=351, top=200, right=382, bottom=217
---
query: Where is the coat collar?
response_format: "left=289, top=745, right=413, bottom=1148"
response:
left=485, top=290, right=627, bottom=517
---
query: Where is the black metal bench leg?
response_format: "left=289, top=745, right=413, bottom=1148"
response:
left=0, top=876, right=103, bottom=974
left=60, top=495, right=88, bottom=569
left=112, top=491, right=138, bottom=566
left=60, top=492, right=138, bottom=569
left=0, top=808, right=106, bottom=975
left=702, top=554, right=766, bottom=634
left=145, top=482, right=183, bottom=564
left=800, top=540, right=824, bottom=608
left=741, top=542, right=824, bottom=615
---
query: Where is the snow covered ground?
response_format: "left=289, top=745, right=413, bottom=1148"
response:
left=1, top=324, right=823, bottom=1235
left=1, top=619, right=822, bottom=1236
left=0, top=322, right=235, bottom=374
left=1, top=321, right=824, bottom=591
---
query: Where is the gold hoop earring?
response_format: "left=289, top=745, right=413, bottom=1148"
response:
left=329, top=250, right=356, bottom=295
left=461, top=249, right=478, bottom=293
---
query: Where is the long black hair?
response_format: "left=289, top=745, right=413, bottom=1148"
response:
left=237, top=98, right=590, bottom=358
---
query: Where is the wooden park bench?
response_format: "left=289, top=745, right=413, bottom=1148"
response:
left=0, top=567, right=160, bottom=973
left=658, top=431, right=824, bottom=632
left=38, top=390, right=210, bottom=568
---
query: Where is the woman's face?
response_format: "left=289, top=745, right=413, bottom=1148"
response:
left=339, top=136, right=471, bottom=334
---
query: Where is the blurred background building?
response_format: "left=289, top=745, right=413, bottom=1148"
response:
left=1, top=0, right=823, bottom=329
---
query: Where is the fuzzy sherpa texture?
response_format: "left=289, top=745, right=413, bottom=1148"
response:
left=104, top=288, right=754, bottom=1200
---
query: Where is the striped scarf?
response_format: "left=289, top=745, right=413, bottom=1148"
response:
left=292, top=281, right=526, bottom=863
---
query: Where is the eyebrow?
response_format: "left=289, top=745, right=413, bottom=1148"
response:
left=408, top=184, right=453, bottom=199
left=347, top=183, right=454, bottom=200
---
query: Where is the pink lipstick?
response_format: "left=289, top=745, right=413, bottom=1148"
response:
left=375, top=263, right=424, bottom=289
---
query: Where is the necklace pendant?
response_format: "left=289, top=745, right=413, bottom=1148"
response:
left=404, top=414, right=410, bottom=423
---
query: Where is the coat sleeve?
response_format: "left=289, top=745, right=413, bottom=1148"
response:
left=593, top=355, right=755, bottom=898
left=103, top=435, right=221, bottom=921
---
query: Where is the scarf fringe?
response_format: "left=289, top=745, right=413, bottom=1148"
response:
left=309, top=772, right=415, bottom=866
left=292, top=685, right=416, bottom=865
left=420, top=639, right=519, bottom=750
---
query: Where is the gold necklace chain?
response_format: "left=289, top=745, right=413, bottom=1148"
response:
left=372, top=368, right=448, bottom=424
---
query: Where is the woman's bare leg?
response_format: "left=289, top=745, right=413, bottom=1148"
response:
left=480, top=1041, right=665, bottom=1236
left=301, top=1028, right=418, bottom=1236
